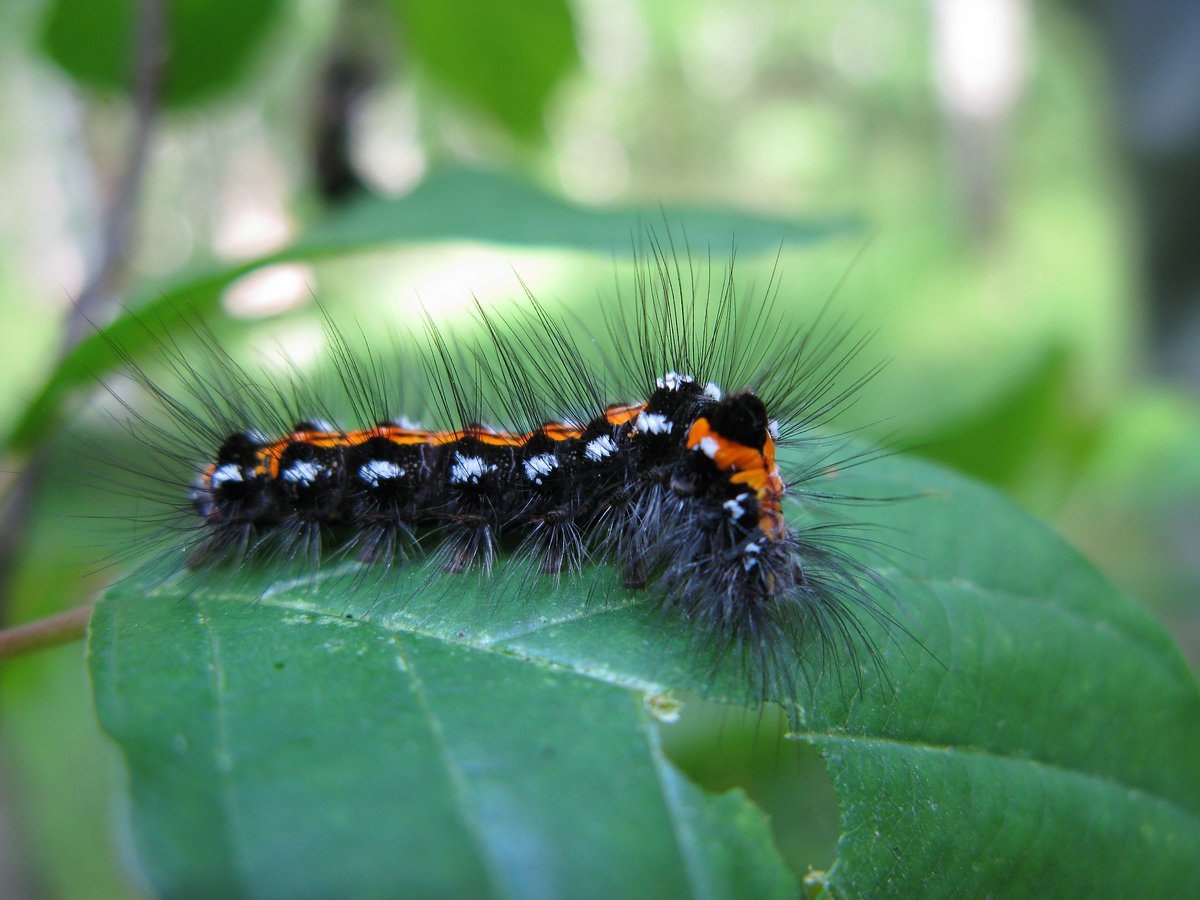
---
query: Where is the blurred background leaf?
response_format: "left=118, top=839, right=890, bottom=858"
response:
left=40, top=0, right=284, bottom=107
left=388, top=0, right=578, bottom=140
left=1, top=164, right=853, bottom=455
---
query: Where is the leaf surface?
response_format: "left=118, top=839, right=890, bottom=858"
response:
left=89, top=453, right=1200, bottom=896
left=91, top=584, right=796, bottom=898
left=802, top=458, right=1200, bottom=896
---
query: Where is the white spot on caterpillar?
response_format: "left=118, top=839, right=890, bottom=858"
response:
left=281, top=460, right=322, bottom=485
left=585, top=435, right=618, bottom=461
left=450, top=453, right=493, bottom=484
left=768, top=419, right=780, bottom=440
left=723, top=493, right=751, bottom=520
left=742, top=541, right=762, bottom=571
left=358, top=459, right=404, bottom=487
left=636, top=411, right=672, bottom=435
left=697, top=435, right=720, bottom=459
left=657, top=371, right=695, bottom=391
left=297, top=419, right=335, bottom=434
left=389, top=416, right=422, bottom=430
left=523, top=453, right=558, bottom=484
left=703, top=382, right=723, bottom=400
left=210, top=463, right=244, bottom=489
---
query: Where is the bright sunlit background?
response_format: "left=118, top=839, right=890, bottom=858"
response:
left=1, top=0, right=1198, bottom=896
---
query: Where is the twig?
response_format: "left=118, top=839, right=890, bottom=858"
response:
left=0, top=0, right=166, bottom=622
left=0, top=602, right=94, bottom=661
left=65, top=0, right=167, bottom=346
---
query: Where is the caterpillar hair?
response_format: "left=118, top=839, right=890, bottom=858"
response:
left=86, top=241, right=901, bottom=711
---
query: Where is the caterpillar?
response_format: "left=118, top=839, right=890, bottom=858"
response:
left=94, top=244, right=893, bottom=706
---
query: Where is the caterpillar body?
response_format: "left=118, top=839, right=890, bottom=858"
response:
left=100, top=249, right=891, bottom=704
left=197, top=372, right=785, bottom=617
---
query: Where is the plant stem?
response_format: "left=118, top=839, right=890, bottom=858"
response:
left=0, top=0, right=165, bottom=624
left=0, top=603, right=93, bottom=661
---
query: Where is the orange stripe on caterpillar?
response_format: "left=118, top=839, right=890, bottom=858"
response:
left=244, top=419, right=599, bottom=480
left=539, top=422, right=587, bottom=441
left=604, top=402, right=646, bottom=427
left=686, top=418, right=787, bottom=541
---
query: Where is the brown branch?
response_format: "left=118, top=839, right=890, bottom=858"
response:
left=0, top=0, right=167, bottom=623
left=0, top=602, right=94, bottom=661
left=65, top=0, right=168, bottom=346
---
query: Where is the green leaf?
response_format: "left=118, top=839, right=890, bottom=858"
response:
left=39, top=0, right=282, bottom=107
left=389, top=0, right=578, bottom=139
left=802, top=457, right=1200, bottom=896
left=90, top=588, right=796, bottom=897
left=910, top=343, right=1076, bottom=485
left=89, top=453, right=1200, bottom=895
left=6, top=166, right=852, bottom=454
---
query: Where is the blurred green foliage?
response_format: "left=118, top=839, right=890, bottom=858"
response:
left=2, top=166, right=854, bottom=454
left=40, top=0, right=284, bottom=107
left=389, top=0, right=579, bottom=139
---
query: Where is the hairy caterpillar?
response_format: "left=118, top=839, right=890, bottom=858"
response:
left=94, top=244, right=894, bottom=706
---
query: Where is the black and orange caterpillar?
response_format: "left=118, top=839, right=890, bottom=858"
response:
left=107, top=250, right=889, bottom=697
left=193, top=371, right=790, bottom=631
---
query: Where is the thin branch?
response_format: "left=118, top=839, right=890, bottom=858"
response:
left=0, top=602, right=94, bottom=661
left=65, top=0, right=168, bottom=346
left=0, top=0, right=167, bottom=623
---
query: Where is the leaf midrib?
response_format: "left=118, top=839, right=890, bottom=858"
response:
left=143, top=557, right=1175, bottom=674
left=166, top=589, right=1200, bottom=832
